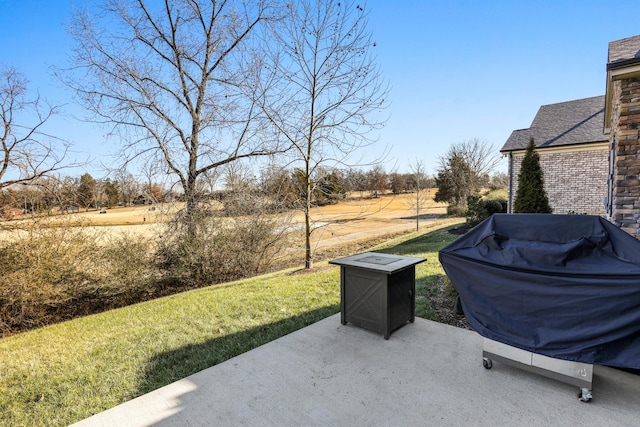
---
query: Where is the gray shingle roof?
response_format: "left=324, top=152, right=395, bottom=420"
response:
left=500, top=95, right=607, bottom=152
left=608, top=35, right=640, bottom=64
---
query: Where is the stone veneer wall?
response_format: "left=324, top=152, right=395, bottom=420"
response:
left=508, top=147, right=608, bottom=215
left=611, top=77, right=640, bottom=236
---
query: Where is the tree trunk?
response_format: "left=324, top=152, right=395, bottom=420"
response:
left=416, top=189, right=420, bottom=232
left=185, top=173, right=198, bottom=239
left=304, top=160, right=313, bottom=269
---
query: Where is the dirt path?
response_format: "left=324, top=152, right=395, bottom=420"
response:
left=309, top=214, right=446, bottom=250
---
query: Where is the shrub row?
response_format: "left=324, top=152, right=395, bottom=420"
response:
left=0, top=211, right=291, bottom=335
left=0, top=226, right=156, bottom=335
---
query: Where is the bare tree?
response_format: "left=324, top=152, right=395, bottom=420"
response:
left=63, top=0, right=283, bottom=233
left=115, top=169, right=139, bottom=206
left=33, top=175, right=67, bottom=214
left=48, top=175, right=81, bottom=212
left=1, top=67, right=69, bottom=190
left=489, top=171, right=508, bottom=190
left=260, top=0, right=387, bottom=268
left=439, top=138, right=502, bottom=191
left=196, top=168, right=221, bottom=199
left=435, top=138, right=501, bottom=211
left=366, top=165, right=387, bottom=198
left=408, top=159, right=430, bottom=232
left=455, top=138, right=502, bottom=185
left=346, top=168, right=368, bottom=199
left=259, top=162, right=298, bottom=210
left=220, top=161, right=260, bottom=215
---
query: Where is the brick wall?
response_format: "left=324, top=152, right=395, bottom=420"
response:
left=508, top=147, right=608, bottom=215
left=611, top=77, right=640, bottom=236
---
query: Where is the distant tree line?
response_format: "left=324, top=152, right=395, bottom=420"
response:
left=0, top=165, right=440, bottom=218
left=0, top=171, right=177, bottom=217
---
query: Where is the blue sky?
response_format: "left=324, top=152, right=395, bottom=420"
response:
left=0, top=0, right=636, bottom=177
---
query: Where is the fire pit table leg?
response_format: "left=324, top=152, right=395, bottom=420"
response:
left=340, top=267, right=347, bottom=325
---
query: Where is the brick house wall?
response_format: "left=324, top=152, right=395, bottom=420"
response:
left=508, top=146, right=608, bottom=215
left=611, top=77, right=640, bottom=235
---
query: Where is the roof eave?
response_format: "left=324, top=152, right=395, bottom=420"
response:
left=500, top=140, right=609, bottom=154
left=605, top=59, right=640, bottom=131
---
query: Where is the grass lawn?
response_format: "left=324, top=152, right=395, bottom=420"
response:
left=0, top=220, right=463, bottom=427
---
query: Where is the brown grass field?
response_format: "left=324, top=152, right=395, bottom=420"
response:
left=0, top=191, right=452, bottom=254
left=303, top=190, right=448, bottom=249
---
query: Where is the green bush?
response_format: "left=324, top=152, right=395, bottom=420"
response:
left=485, top=199, right=507, bottom=215
left=465, top=196, right=507, bottom=227
left=465, top=195, right=487, bottom=227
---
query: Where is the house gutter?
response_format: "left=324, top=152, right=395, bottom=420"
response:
left=508, top=152, right=513, bottom=213
left=606, top=57, right=640, bottom=71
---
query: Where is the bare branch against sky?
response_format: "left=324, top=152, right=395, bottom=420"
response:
left=61, top=0, right=285, bottom=227
left=258, top=0, right=389, bottom=268
left=1, top=66, right=73, bottom=189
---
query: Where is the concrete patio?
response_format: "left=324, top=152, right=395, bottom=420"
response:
left=72, top=314, right=640, bottom=426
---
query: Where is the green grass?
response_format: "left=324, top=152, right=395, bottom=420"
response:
left=0, top=220, right=463, bottom=427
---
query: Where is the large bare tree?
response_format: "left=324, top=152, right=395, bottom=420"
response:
left=1, top=67, right=68, bottom=190
left=63, top=0, right=282, bottom=232
left=260, top=0, right=387, bottom=268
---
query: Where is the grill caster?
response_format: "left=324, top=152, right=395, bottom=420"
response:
left=482, top=357, right=493, bottom=369
left=578, top=388, right=592, bottom=402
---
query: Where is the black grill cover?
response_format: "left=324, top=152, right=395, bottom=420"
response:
left=438, top=214, right=640, bottom=368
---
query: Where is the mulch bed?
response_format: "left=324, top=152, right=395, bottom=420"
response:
left=447, top=223, right=470, bottom=235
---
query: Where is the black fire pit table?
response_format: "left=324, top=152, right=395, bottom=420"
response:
left=329, top=252, right=426, bottom=339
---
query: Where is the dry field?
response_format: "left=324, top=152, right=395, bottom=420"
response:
left=0, top=191, right=451, bottom=252
left=303, top=190, right=448, bottom=249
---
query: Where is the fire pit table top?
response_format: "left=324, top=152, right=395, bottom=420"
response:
left=329, top=251, right=426, bottom=273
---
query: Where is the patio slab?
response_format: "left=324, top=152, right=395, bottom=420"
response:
left=72, top=314, right=640, bottom=426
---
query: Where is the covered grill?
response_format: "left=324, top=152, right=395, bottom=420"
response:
left=439, top=214, right=640, bottom=401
